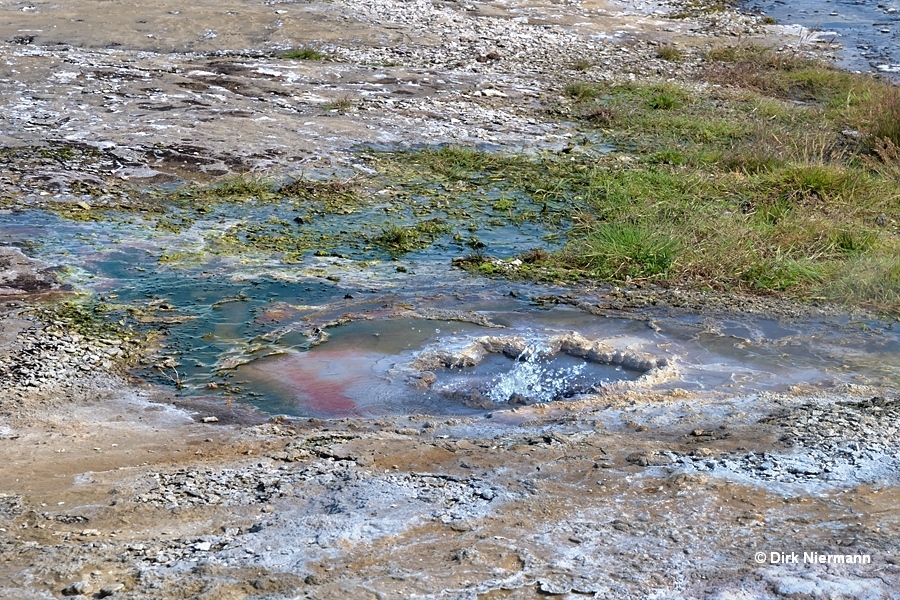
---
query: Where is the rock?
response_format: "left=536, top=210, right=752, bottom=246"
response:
left=452, top=547, right=480, bottom=563
left=0, top=247, right=61, bottom=296
left=626, top=451, right=673, bottom=467
left=450, top=389, right=493, bottom=410
left=610, top=519, right=631, bottom=532
left=0, top=494, right=24, bottom=517
left=98, top=583, right=125, bottom=598
left=538, top=577, right=572, bottom=594
left=62, top=581, right=93, bottom=596
left=408, top=371, right=436, bottom=389
left=507, top=393, right=530, bottom=405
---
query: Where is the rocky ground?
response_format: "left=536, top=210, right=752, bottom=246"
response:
left=0, top=0, right=786, bottom=191
left=1, top=0, right=898, bottom=599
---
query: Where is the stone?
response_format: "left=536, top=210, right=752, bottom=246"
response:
left=626, top=451, right=673, bottom=467
left=98, top=583, right=125, bottom=598
left=408, top=371, right=436, bottom=389
left=538, top=577, right=572, bottom=594
left=62, top=581, right=93, bottom=596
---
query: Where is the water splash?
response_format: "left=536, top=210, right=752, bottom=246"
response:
left=487, top=343, right=586, bottom=404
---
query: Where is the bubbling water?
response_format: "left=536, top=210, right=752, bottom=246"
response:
left=486, top=343, right=587, bottom=404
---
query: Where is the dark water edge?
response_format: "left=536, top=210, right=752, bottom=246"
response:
left=742, top=0, right=900, bottom=76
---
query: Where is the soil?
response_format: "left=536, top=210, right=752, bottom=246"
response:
left=1, top=1, right=898, bottom=599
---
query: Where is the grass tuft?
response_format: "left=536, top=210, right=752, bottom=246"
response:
left=566, top=222, right=678, bottom=280
left=831, top=229, right=876, bottom=255
left=323, top=94, right=356, bottom=114
left=827, top=256, right=900, bottom=316
left=703, top=44, right=871, bottom=103
left=564, top=82, right=602, bottom=102
left=862, top=85, right=900, bottom=149
left=656, top=45, right=683, bottom=62
left=373, top=220, right=451, bottom=256
left=209, top=174, right=275, bottom=199
left=865, top=137, right=900, bottom=183
left=741, top=256, right=825, bottom=291
left=646, top=88, right=684, bottom=110
left=570, top=58, right=594, bottom=72
left=281, top=47, right=327, bottom=61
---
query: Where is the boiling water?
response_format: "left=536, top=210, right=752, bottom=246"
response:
left=487, top=345, right=588, bottom=404
left=435, top=344, right=634, bottom=405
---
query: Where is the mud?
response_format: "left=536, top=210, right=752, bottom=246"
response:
left=1, top=1, right=898, bottom=599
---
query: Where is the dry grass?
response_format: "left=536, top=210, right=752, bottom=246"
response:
left=703, top=43, right=873, bottom=103
left=861, top=85, right=900, bottom=149
left=656, top=45, right=683, bottom=62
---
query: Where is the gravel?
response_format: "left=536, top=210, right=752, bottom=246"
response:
left=638, top=392, right=900, bottom=489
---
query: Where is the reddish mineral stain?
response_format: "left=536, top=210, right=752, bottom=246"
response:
left=245, top=349, right=387, bottom=417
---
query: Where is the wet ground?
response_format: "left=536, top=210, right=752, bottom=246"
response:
left=1, top=0, right=899, bottom=599
left=3, top=203, right=896, bottom=422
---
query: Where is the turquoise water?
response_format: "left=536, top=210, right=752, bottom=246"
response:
left=2, top=205, right=898, bottom=418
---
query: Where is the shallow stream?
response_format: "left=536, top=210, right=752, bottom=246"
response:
left=744, top=0, right=900, bottom=75
left=3, top=204, right=898, bottom=418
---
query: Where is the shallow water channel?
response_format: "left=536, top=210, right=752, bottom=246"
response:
left=744, top=0, right=900, bottom=75
left=4, top=205, right=898, bottom=418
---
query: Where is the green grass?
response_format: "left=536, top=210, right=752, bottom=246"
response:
left=372, top=49, right=900, bottom=314
left=565, top=223, right=678, bottom=280
left=564, top=81, right=603, bottom=102
left=280, top=47, right=327, bottom=61
left=828, top=256, right=900, bottom=315
left=373, top=219, right=452, bottom=256
left=32, top=299, right=136, bottom=341
left=279, top=178, right=362, bottom=213
left=164, top=174, right=276, bottom=205
left=375, top=145, right=531, bottom=185
left=863, top=85, right=900, bottom=148
left=207, top=174, right=275, bottom=199
left=14, top=38, right=897, bottom=317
